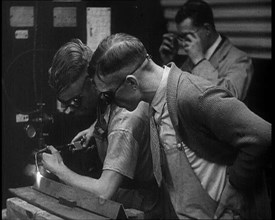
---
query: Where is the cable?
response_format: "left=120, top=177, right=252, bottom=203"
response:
left=32, top=1, right=39, bottom=103
left=2, top=48, right=53, bottom=114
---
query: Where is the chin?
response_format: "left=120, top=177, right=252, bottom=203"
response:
left=72, top=109, right=93, bottom=117
left=115, top=100, right=139, bottom=112
left=126, top=104, right=139, bottom=112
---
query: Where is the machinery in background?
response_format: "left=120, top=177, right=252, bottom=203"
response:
left=16, top=102, right=54, bottom=149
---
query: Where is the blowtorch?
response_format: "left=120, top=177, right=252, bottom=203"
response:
left=37, top=138, right=86, bottom=154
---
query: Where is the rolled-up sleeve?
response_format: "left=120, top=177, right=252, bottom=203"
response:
left=103, top=130, right=139, bottom=179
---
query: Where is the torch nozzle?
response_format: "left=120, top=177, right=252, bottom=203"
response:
left=37, top=146, right=49, bottom=154
left=35, top=138, right=85, bottom=155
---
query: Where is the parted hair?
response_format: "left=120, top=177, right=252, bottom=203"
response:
left=48, top=39, right=93, bottom=93
left=88, top=33, right=147, bottom=79
left=175, top=0, right=215, bottom=30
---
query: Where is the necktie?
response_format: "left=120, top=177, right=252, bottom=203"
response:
left=149, top=107, right=162, bottom=187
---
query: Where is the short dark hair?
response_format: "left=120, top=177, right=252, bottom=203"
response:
left=48, top=39, right=93, bottom=94
left=175, top=0, right=215, bottom=29
left=88, top=33, right=147, bottom=79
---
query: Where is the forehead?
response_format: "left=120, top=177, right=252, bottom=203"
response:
left=58, top=72, right=87, bottom=101
left=93, top=65, right=133, bottom=92
left=93, top=74, right=117, bottom=93
left=176, top=17, right=195, bottom=32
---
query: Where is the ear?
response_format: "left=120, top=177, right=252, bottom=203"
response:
left=125, top=75, right=138, bottom=89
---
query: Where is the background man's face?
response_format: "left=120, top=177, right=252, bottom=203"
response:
left=176, top=17, right=208, bottom=53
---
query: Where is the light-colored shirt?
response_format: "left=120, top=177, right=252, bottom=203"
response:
left=151, top=65, right=227, bottom=201
left=205, top=34, right=222, bottom=60
left=96, top=102, right=154, bottom=182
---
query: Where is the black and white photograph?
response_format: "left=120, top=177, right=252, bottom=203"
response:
left=2, top=0, right=272, bottom=219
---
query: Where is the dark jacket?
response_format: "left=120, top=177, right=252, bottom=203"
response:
left=166, top=63, right=271, bottom=219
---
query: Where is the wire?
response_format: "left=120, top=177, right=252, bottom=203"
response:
left=2, top=1, right=49, bottom=114
left=2, top=49, right=53, bottom=114
left=32, top=1, right=39, bottom=103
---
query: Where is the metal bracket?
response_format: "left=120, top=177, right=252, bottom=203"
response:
left=58, top=197, right=77, bottom=208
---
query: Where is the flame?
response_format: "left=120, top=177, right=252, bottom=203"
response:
left=36, top=171, right=43, bottom=187
left=23, top=163, right=43, bottom=186
left=24, top=164, right=36, bottom=177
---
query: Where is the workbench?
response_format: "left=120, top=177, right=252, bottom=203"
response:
left=5, top=176, right=144, bottom=220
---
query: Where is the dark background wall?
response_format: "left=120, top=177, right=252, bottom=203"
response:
left=2, top=0, right=166, bottom=209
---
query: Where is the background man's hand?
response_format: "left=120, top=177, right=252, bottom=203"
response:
left=159, top=33, right=179, bottom=64
left=182, top=32, right=204, bottom=65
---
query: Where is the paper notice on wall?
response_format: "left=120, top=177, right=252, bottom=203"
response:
left=87, top=7, right=111, bottom=51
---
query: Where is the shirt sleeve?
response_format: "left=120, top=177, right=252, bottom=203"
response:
left=103, top=130, right=139, bottom=179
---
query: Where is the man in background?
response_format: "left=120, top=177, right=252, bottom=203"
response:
left=159, top=0, right=253, bottom=101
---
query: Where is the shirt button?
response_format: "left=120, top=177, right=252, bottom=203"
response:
left=177, top=142, right=184, bottom=151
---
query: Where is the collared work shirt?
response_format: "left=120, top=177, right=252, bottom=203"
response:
left=93, top=103, right=163, bottom=217
left=96, top=102, right=154, bottom=182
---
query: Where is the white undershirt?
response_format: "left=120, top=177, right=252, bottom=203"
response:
left=150, top=65, right=227, bottom=201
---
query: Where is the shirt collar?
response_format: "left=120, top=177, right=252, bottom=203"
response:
left=205, top=34, right=222, bottom=60
left=151, top=66, right=170, bottom=114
